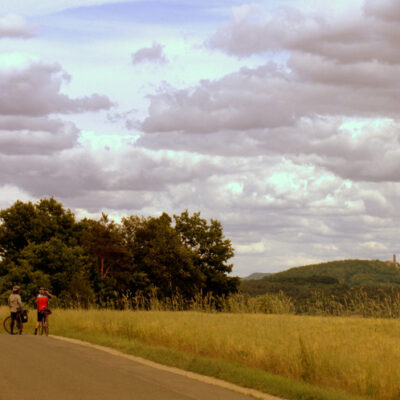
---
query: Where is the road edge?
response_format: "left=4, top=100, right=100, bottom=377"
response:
left=50, top=334, right=284, bottom=400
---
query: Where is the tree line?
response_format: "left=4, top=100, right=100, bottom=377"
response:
left=240, top=273, right=400, bottom=317
left=0, top=198, right=239, bottom=307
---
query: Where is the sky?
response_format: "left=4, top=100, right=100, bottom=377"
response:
left=1, top=0, right=399, bottom=276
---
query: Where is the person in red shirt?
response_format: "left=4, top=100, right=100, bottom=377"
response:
left=34, top=287, right=55, bottom=335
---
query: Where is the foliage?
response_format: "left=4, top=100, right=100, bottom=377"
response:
left=18, top=238, right=95, bottom=306
left=0, top=198, right=237, bottom=306
left=240, top=259, right=400, bottom=317
left=174, top=210, right=239, bottom=297
left=132, top=213, right=205, bottom=299
left=0, top=198, right=78, bottom=263
left=269, top=259, right=400, bottom=287
left=81, top=213, right=130, bottom=281
left=0, top=261, right=50, bottom=306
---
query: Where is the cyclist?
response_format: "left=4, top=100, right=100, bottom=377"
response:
left=8, top=286, right=22, bottom=334
left=34, top=287, right=55, bottom=335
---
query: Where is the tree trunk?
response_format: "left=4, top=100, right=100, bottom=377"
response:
left=100, top=257, right=105, bottom=280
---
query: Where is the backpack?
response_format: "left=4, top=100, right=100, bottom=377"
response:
left=20, top=309, right=28, bottom=323
left=42, top=308, right=52, bottom=317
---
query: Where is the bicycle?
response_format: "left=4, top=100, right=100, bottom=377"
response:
left=3, top=311, right=23, bottom=335
left=39, top=308, right=51, bottom=336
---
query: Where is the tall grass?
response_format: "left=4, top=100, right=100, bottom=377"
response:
left=97, top=290, right=400, bottom=318
left=2, top=307, right=396, bottom=400
left=13, top=288, right=400, bottom=318
left=3, top=290, right=400, bottom=399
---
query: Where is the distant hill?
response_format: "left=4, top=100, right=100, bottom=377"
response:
left=240, top=259, right=400, bottom=296
left=271, top=259, right=400, bottom=287
left=241, top=272, right=273, bottom=280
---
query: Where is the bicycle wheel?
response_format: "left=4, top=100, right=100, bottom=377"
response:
left=3, top=316, right=17, bottom=335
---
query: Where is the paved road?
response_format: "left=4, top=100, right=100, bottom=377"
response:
left=0, top=335, right=265, bottom=400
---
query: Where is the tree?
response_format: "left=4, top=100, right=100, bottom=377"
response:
left=118, top=215, right=151, bottom=293
left=18, top=237, right=95, bottom=301
left=120, top=215, right=145, bottom=250
left=133, top=213, right=205, bottom=299
left=81, top=213, right=130, bottom=281
left=0, top=260, right=50, bottom=306
left=0, top=200, right=37, bottom=261
left=174, top=210, right=239, bottom=296
left=0, top=198, right=77, bottom=262
left=0, top=198, right=239, bottom=306
left=0, top=198, right=92, bottom=305
left=34, top=197, right=77, bottom=244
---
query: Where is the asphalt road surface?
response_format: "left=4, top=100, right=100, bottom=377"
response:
left=0, top=335, right=271, bottom=400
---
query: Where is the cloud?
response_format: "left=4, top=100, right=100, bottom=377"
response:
left=136, top=0, right=400, bottom=186
left=236, top=241, right=268, bottom=254
left=140, top=56, right=400, bottom=135
left=360, top=241, right=388, bottom=251
left=364, top=0, right=400, bottom=21
left=2, top=0, right=400, bottom=276
left=131, top=42, right=167, bottom=65
left=207, top=1, right=400, bottom=64
left=0, top=141, right=223, bottom=207
left=0, top=14, right=36, bottom=39
left=117, top=0, right=400, bottom=275
left=0, top=59, right=114, bottom=186
left=0, top=62, right=112, bottom=116
left=0, top=117, right=79, bottom=155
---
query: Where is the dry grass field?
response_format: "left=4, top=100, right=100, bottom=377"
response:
left=2, top=306, right=398, bottom=399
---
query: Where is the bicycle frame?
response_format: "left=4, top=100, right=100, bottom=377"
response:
left=40, top=313, right=49, bottom=336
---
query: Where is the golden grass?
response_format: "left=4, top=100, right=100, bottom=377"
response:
left=49, top=310, right=400, bottom=399
left=3, top=306, right=399, bottom=399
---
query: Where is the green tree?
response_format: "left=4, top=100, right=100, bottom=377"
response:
left=174, top=210, right=239, bottom=296
left=0, top=260, right=51, bottom=306
left=119, top=215, right=152, bottom=293
left=0, top=198, right=78, bottom=262
left=81, top=213, right=131, bottom=281
left=133, top=213, right=205, bottom=299
left=0, top=198, right=92, bottom=305
left=0, top=200, right=37, bottom=261
left=18, top=237, right=94, bottom=302
left=0, top=198, right=239, bottom=307
left=34, top=197, right=77, bottom=244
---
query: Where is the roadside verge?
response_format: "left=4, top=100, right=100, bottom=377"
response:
left=50, top=332, right=366, bottom=400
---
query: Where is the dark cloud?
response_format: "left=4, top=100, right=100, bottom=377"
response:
left=0, top=152, right=105, bottom=198
left=131, top=42, right=167, bottom=65
left=0, top=145, right=223, bottom=206
left=0, top=117, right=79, bottom=155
